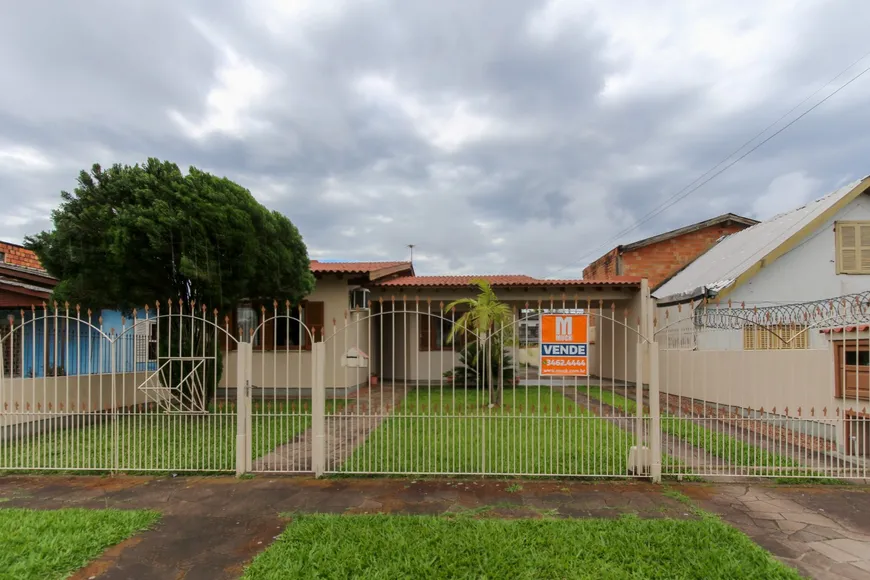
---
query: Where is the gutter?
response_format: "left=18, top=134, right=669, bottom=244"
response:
left=654, top=285, right=715, bottom=307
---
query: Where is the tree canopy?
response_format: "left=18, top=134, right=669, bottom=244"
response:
left=25, top=158, right=315, bottom=313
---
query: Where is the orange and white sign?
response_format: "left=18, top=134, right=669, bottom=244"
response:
left=540, top=314, right=588, bottom=376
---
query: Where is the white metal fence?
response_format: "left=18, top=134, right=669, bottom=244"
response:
left=1, top=303, right=240, bottom=473
left=656, top=300, right=869, bottom=481
left=4, top=295, right=867, bottom=482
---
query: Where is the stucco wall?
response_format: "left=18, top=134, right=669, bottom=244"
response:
left=220, top=277, right=372, bottom=391
left=595, top=280, right=652, bottom=384
left=658, top=344, right=859, bottom=448
left=1, top=371, right=154, bottom=428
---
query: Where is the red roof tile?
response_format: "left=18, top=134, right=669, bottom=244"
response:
left=820, top=325, right=870, bottom=334
left=309, top=261, right=412, bottom=275
left=373, top=275, right=642, bottom=288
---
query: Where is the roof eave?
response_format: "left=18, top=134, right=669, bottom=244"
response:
left=0, top=281, right=52, bottom=300
left=654, top=285, right=712, bottom=306
left=715, top=175, right=870, bottom=302
left=368, top=263, right=415, bottom=281
left=621, top=213, right=759, bottom=253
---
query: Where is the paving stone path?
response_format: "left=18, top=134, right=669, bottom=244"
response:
left=252, top=383, right=407, bottom=473
left=684, top=484, right=870, bottom=579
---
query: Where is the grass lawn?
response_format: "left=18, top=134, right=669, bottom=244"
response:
left=579, top=387, right=802, bottom=475
left=1, top=400, right=343, bottom=473
left=0, top=508, right=159, bottom=580
left=242, top=513, right=800, bottom=579
left=341, top=386, right=635, bottom=476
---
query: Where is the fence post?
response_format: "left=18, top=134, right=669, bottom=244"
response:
left=111, top=339, right=119, bottom=474
left=635, top=344, right=645, bottom=475
left=311, top=341, right=326, bottom=477
left=235, top=342, right=252, bottom=477
left=649, top=340, right=662, bottom=483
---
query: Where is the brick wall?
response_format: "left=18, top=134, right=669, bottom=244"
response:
left=583, top=222, right=749, bottom=289
left=583, top=247, right=620, bottom=281
left=0, top=241, right=45, bottom=272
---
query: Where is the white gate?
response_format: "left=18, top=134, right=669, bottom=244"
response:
left=304, top=300, right=660, bottom=480
left=242, top=302, right=317, bottom=475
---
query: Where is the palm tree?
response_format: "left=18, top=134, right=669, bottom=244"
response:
left=443, top=279, right=515, bottom=406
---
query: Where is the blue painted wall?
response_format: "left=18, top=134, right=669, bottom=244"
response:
left=1, top=309, right=157, bottom=378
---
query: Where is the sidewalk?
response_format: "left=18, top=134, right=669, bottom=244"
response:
left=0, top=475, right=867, bottom=579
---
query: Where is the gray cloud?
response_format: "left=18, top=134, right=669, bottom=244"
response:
left=2, top=0, right=870, bottom=280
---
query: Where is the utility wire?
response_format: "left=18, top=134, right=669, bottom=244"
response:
left=548, top=51, right=870, bottom=279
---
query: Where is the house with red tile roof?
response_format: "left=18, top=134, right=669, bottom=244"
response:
left=220, top=259, right=652, bottom=394
left=0, top=241, right=56, bottom=309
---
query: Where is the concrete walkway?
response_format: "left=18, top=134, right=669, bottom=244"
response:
left=557, top=385, right=728, bottom=472
left=1, top=475, right=868, bottom=579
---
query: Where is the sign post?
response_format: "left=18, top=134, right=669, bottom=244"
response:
left=540, top=314, right=589, bottom=377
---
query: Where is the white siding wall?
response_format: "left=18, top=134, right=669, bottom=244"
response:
left=728, top=195, right=870, bottom=346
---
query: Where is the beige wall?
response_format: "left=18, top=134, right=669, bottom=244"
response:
left=659, top=348, right=839, bottom=412
left=1, top=372, right=154, bottom=428
left=406, top=313, right=461, bottom=382
left=658, top=346, right=857, bottom=447
left=222, top=276, right=372, bottom=391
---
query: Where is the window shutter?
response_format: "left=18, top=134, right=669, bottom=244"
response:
left=839, top=223, right=859, bottom=273
left=306, top=301, right=325, bottom=344
left=262, top=305, right=275, bottom=350
left=860, top=224, right=870, bottom=273
left=419, top=315, right=430, bottom=351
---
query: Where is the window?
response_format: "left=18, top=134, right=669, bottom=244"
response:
left=239, top=301, right=325, bottom=350
left=846, top=349, right=870, bottom=367
left=743, top=324, right=808, bottom=350
left=834, top=340, right=870, bottom=401
left=350, top=288, right=370, bottom=310
left=836, top=221, right=870, bottom=274
left=134, top=320, right=157, bottom=363
left=0, top=251, right=5, bottom=263
left=419, top=315, right=464, bottom=351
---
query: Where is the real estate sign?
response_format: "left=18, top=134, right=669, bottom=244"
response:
left=540, top=314, right=588, bottom=376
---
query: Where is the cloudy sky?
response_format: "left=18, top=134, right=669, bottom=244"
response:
left=2, top=1, right=869, bottom=278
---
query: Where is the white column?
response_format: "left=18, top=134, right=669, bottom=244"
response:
left=235, top=342, right=252, bottom=477
left=649, top=341, right=661, bottom=483
left=311, top=341, right=327, bottom=476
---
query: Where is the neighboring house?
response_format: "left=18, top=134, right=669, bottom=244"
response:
left=653, top=176, right=870, bottom=457
left=654, top=177, right=870, bottom=341
left=0, top=241, right=56, bottom=310
left=0, top=241, right=141, bottom=378
left=583, top=214, right=758, bottom=291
